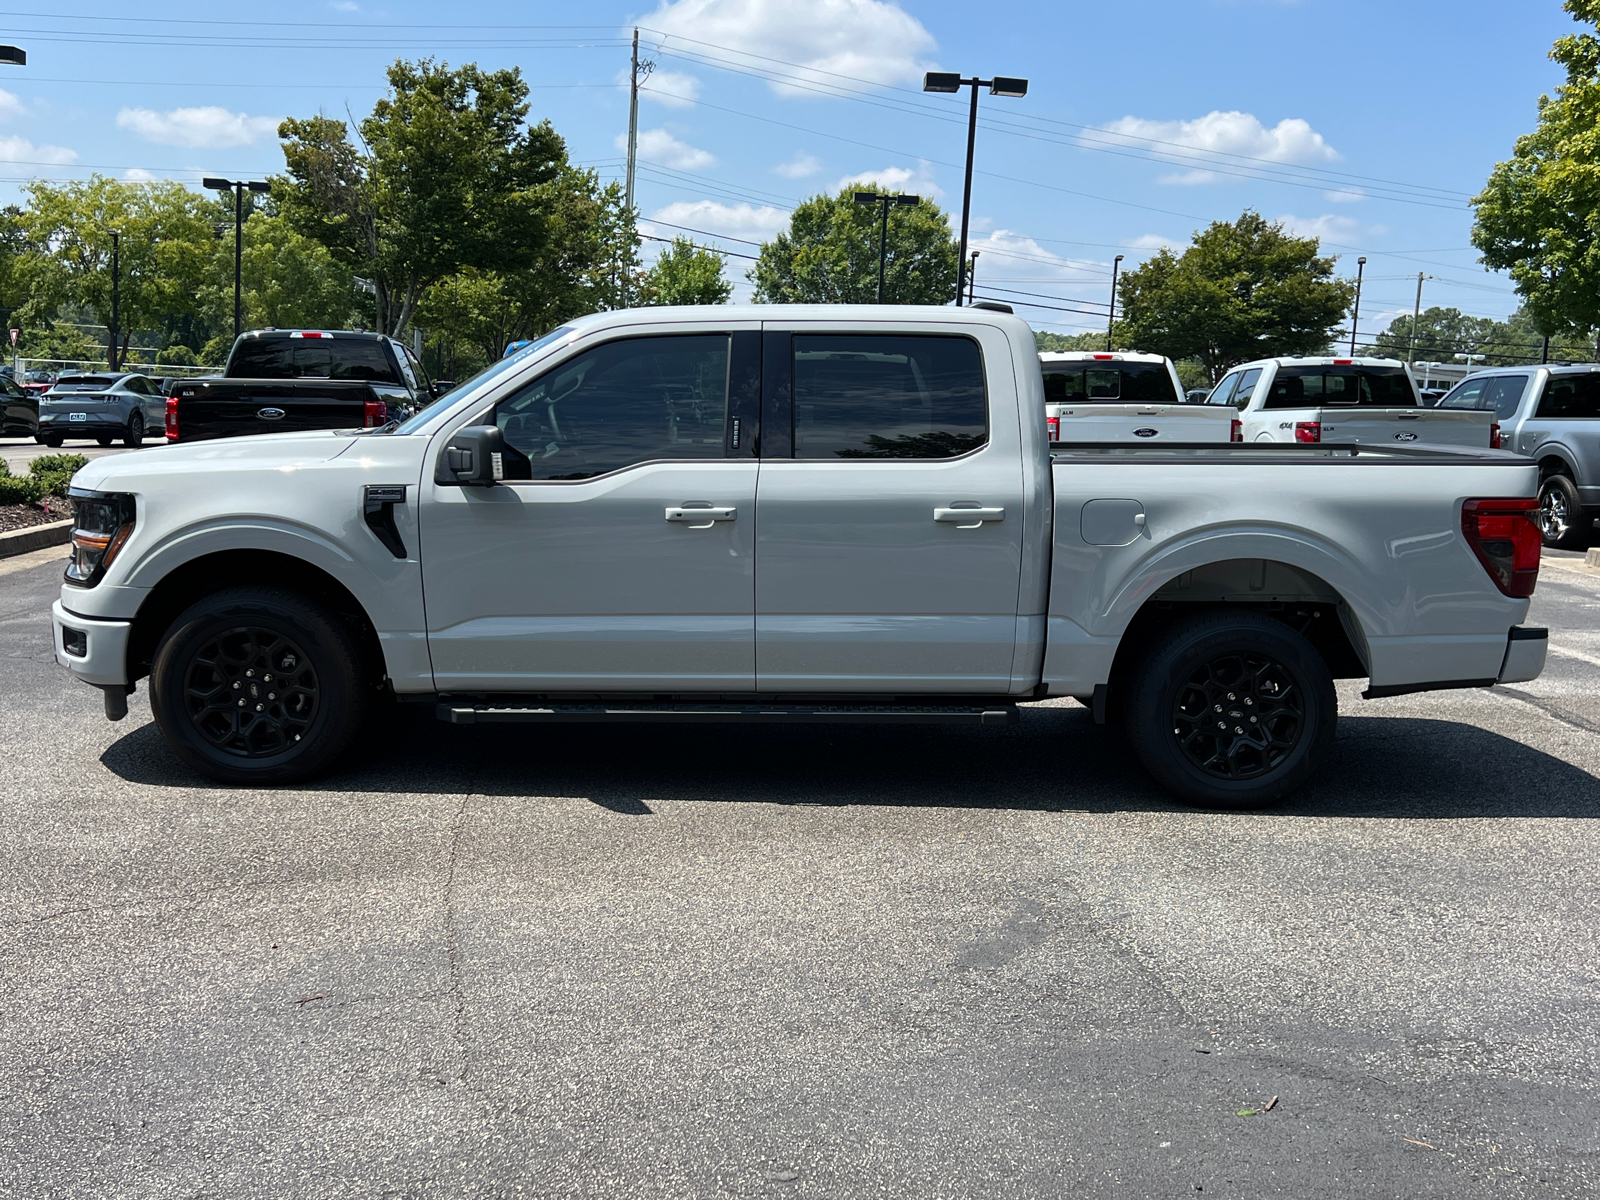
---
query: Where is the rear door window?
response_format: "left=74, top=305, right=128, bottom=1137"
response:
left=1232, top=368, right=1263, bottom=409
left=495, top=334, right=731, bottom=480
left=1482, top=376, right=1530, bottom=422
left=1206, top=372, right=1242, bottom=406
left=1536, top=373, right=1600, bottom=419
left=793, top=335, right=986, bottom=459
left=1264, top=366, right=1417, bottom=409
left=1439, top=377, right=1490, bottom=410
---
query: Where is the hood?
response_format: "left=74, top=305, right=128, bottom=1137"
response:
left=73, top=429, right=360, bottom=493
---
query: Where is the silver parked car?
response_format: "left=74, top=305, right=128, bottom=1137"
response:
left=37, top=373, right=167, bottom=448
left=1437, top=363, right=1600, bottom=548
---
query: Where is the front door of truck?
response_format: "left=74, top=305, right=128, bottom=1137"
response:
left=752, top=328, right=1025, bottom=693
left=420, top=329, right=762, bottom=693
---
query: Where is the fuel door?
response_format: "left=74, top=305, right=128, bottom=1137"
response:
left=1081, top=498, right=1147, bottom=547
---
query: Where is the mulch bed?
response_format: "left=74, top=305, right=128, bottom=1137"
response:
left=0, top=499, right=69, bottom=534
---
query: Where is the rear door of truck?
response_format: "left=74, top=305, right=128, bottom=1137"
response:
left=752, top=323, right=1027, bottom=693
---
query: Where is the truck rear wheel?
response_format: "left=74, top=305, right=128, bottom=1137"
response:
left=1124, top=611, right=1336, bottom=808
left=150, top=586, right=369, bottom=785
left=1538, top=474, right=1589, bottom=550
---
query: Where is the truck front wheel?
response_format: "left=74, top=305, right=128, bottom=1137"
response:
left=149, top=586, right=369, bottom=785
left=1124, top=611, right=1337, bottom=808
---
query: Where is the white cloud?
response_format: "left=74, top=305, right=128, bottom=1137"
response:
left=116, top=106, right=280, bottom=149
left=646, top=199, right=790, bottom=241
left=331, top=0, right=360, bottom=10
left=1276, top=213, right=1364, bottom=242
left=0, top=89, right=24, bottom=122
left=1095, top=110, right=1338, bottom=185
left=637, top=0, right=936, bottom=97
left=773, top=152, right=822, bottom=179
left=1129, top=233, right=1183, bottom=254
left=123, top=168, right=156, bottom=182
left=618, top=127, right=715, bottom=171
left=1325, top=187, right=1365, bottom=203
left=642, top=70, right=701, bottom=107
left=836, top=162, right=941, bottom=200
left=0, top=135, right=76, bottom=166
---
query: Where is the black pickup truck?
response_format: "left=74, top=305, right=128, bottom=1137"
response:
left=166, top=329, right=451, bottom=443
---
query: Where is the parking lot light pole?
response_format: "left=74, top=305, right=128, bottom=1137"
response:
left=109, top=231, right=119, bottom=372
left=967, top=250, right=979, bottom=304
left=923, top=71, right=1028, bottom=306
left=1348, top=256, right=1366, bottom=356
left=1107, top=254, right=1124, bottom=351
left=854, top=191, right=921, bottom=304
left=203, top=177, right=271, bottom=342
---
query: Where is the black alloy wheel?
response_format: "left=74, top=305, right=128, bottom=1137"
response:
left=182, top=626, right=319, bottom=758
left=151, top=586, right=369, bottom=785
left=1171, top=652, right=1303, bottom=780
left=124, top=410, right=144, bottom=447
left=1124, top=610, right=1337, bottom=808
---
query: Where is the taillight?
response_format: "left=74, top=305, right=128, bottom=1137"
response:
left=363, top=399, right=387, bottom=427
left=1462, top=498, right=1540, bottom=598
left=1294, top=421, right=1321, bottom=443
left=1230, top=419, right=1242, bottom=443
left=1490, top=422, right=1502, bottom=450
left=165, top=396, right=178, bottom=441
left=1047, top=416, right=1060, bottom=442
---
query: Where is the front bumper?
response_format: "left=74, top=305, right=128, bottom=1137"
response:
left=52, top=600, right=131, bottom=687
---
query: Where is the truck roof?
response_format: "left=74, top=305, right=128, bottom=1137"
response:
left=1233, top=355, right=1409, bottom=369
left=237, top=328, right=392, bottom=342
left=556, top=304, right=1035, bottom=335
left=1038, top=350, right=1171, bottom=365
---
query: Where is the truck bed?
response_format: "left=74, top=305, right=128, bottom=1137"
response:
left=1048, top=402, right=1232, bottom=443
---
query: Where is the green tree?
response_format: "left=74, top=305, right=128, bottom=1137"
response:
left=1114, top=211, right=1355, bottom=381
left=198, top=208, right=364, bottom=336
left=1033, top=330, right=1108, bottom=352
left=276, top=58, right=568, bottom=337
left=1362, top=306, right=1499, bottom=363
left=20, top=176, right=213, bottom=363
left=1472, top=0, right=1600, bottom=339
left=640, top=236, right=732, bottom=306
left=750, top=185, right=956, bottom=304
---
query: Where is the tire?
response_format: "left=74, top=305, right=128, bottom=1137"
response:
left=95, top=435, right=113, bottom=447
left=149, top=586, right=370, bottom=785
left=42, top=434, right=63, bottom=448
left=1538, top=474, right=1590, bottom=550
left=1124, top=611, right=1337, bottom=808
left=122, top=411, right=143, bottom=447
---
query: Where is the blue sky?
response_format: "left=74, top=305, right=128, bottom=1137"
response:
left=0, top=0, right=1578, bottom=336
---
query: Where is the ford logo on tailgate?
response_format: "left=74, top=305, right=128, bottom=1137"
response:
left=256, top=407, right=286, bottom=421
left=1393, top=431, right=1419, bottom=442
left=1132, top=427, right=1159, bottom=438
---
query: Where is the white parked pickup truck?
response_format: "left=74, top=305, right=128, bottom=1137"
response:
left=51, top=306, right=1547, bottom=807
left=1042, top=350, right=1234, bottom=443
left=1206, top=356, right=1498, bottom=448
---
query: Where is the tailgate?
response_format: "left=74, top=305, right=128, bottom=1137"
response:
left=175, top=380, right=376, bottom=441
left=1316, top=407, right=1493, bottom=448
left=1049, top=403, right=1232, bottom=443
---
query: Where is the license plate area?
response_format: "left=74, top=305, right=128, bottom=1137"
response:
left=69, top=412, right=86, bottom=421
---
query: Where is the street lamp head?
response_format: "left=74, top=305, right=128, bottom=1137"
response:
left=894, top=194, right=920, bottom=206
left=1357, top=256, right=1367, bottom=265
left=202, top=177, right=234, bottom=191
left=923, top=72, right=962, bottom=93
left=853, top=192, right=878, bottom=205
left=989, top=76, right=1028, bottom=98
left=1114, top=253, right=1124, bottom=264
left=0, top=46, right=25, bottom=67
left=247, top=181, right=271, bottom=193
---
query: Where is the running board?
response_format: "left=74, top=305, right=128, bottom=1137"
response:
left=438, top=702, right=1019, bottom=726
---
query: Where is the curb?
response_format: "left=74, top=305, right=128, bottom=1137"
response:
left=0, top=518, right=71, bottom=560
left=1587, top=548, right=1600, bottom=570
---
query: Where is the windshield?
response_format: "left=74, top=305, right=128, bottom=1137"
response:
left=1263, top=365, right=1417, bottom=409
left=394, top=325, right=577, bottom=434
left=1042, top=361, right=1179, bottom=405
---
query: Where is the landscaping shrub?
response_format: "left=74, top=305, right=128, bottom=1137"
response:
left=29, top=453, right=88, bottom=498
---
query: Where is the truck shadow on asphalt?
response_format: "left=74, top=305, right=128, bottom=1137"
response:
left=99, top=702, right=1600, bottom=819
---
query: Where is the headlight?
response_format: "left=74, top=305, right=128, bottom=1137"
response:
left=65, top=488, right=136, bottom=587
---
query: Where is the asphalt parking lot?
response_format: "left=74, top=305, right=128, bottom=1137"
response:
left=2, top=538, right=1598, bottom=1198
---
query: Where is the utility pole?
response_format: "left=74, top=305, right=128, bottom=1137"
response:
left=1348, top=256, right=1367, bottom=356
left=1408, top=271, right=1427, bottom=364
left=1107, top=254, right=1124, bottom=352
left=967, top=251, right=979, bottom=305
left=623, top=28, right=653, bottom=309
left=203, top=178, right=270, bottom=342
left=109, top=230, right=119, bottom=371
left=1542, top=334, right=1550, bottom=365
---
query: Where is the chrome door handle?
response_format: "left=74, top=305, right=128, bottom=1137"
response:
left=934, top=506, right=1005, bottom=527
left=665, top=505, right=737, bottom=526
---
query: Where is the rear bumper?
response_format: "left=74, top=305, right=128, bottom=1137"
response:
left=38, top=415, right=125, bottom=436
left=1361, top=625, right=1546, bottom=698
left=52, top=600, right=131, bottom=687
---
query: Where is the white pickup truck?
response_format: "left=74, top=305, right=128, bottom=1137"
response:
left=1042, top=350, right=1234, bottom=443
left=1206, top=356, right=1498, bottom=448
left=51, top=306, right=1547, bottom=807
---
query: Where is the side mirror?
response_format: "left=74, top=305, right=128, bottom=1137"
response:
left=436, top=424, right=505, bottom=487
left=429, top=380, right=456, bottom=399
